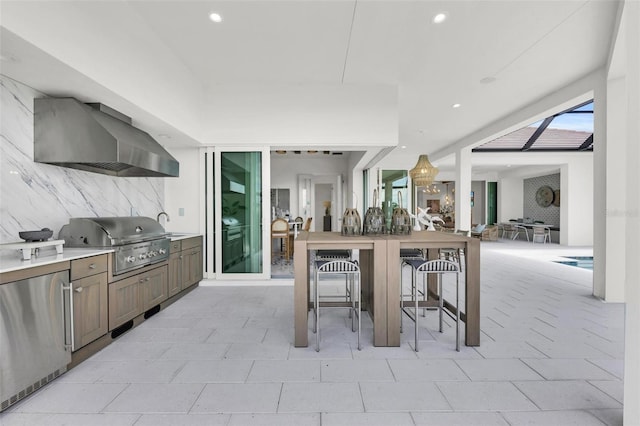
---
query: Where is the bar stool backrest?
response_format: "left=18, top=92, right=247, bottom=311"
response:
left=316, top=259, right=360, bottom=273
left=414, top=259, right=459, bottom=273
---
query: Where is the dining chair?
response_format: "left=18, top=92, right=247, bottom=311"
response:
left=271, top=218, right=290, bottom=263
left=532, top=226, right=551, bottom=243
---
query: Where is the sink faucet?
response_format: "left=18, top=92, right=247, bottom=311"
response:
left=157, top=211, right=170, bottom=223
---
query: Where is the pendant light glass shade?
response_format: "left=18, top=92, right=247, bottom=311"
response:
left=409, top=155, right=439, bottom=187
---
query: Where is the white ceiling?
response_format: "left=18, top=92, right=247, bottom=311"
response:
left=0, top=0, right=621, bottom=172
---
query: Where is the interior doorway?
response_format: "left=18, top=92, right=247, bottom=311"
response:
left=315, top=183, right=332, bottom=231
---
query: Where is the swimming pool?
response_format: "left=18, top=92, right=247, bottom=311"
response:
left=554, top=256, right=593, bottom=270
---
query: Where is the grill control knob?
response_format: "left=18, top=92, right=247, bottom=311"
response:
left=125, top=256, right=136, bottom=263
left=149, top=251, right=156, bottom=257
left=158, top=248, right=167, bottom=255
left=139, top=253, right=147, bottom=260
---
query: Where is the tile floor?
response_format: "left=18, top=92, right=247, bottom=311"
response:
left=1, top=240, right=624, bottom=425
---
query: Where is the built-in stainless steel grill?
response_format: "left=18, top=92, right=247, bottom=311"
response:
left=59, top=217, right=170, bottom=275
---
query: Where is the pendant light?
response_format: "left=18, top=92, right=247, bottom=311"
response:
left=409, top=155, right=439, bottom=187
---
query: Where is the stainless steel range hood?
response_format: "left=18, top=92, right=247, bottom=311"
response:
left=34, top=98, right=179, bottom=177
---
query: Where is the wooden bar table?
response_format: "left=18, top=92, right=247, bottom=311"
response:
left=293, top=231, right=480, bottom=347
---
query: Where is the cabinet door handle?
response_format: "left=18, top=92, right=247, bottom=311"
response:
left=179, top=255, right=183, bottom=259
left=139, top=278, right=145, bottom=283
left=145, top=277, right=150, bottom=282
left=75, top=286, right=83, bottom=293
left=88, top=263, right=96, bottom=269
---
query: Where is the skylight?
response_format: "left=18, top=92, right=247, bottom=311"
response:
left=474, top=101, right=593, bottom=152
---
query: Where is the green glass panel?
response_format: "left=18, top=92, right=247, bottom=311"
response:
left=221, top=152, right=262, bottom=274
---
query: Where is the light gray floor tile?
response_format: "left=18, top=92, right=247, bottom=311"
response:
left=412, top=411, right=510, bottom=426
left=228, top=413, right=320, bottom=425
left=501, top=410, right=607, bottom=425
left=589, top=380, right=624, bottom=403
left=191, top=383, right=281, bottom=413
left=587, top=358, right=624, bottom=379
left=194, top=316, right=249, bottom=328
left=278, top=382, right=363, bottom=413
left=288, top=342, right=354, bottom=359
left=96, top=360, right=186, bottom=383
left=172, top=360, right=252, bottom=383
left=588, top=408, right=624, bottom=426
left=522, top=358, right=618, bottom=380
left=262, top=327, right=295, bottom=345
left=455, top=358, right=543, bottom=381
left=525, top=340, right=611, bottom=359
left=159, top=342, right=230, bottom=360
left=0, top=413, right=140, bottom=426
left=388, top=359, right=469, bottom=381
left=247, top=360, right=320, bottom=382
left=321, top=359, right=394, bottom=382
left=224, top=342, right=291, bottom=360
left=473, top=341, right=547, bottom=358
left=206, top=327, right=268, bottom=343
left=117, top=327, right=213, bottom=343
left=104, top=383, right=204, bottom=413
left=322, top=412, right=414, bottom=426
left=359, top=381, right=451, bottom=412
left=56, top=360, right=123, bottom=383
left=137, top=316, right=200, bottom=329
left=514, top=380, right=622, bottom=410
left=351, top=343, right=419, bottom=359
left=412, top=340, right=483, bottom=359
left=90, top=341, right=173, bottom=361
left=10, top=383, right=128, bottom=413
left=134, top=413, right=230, bottom=425
left=437, top=381, right=538, bottom=411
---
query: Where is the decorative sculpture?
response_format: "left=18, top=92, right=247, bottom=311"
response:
left=410, top=207, right=445, bottom=231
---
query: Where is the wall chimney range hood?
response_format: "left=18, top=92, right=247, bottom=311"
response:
left=34, top=98, right=179, bottom=177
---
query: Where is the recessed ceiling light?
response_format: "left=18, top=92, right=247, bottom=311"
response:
left=480, top=76, right=497, bottom=84
left=433, top=13, right=447, bottom=24
left=209, top=12, right=222, bottom=23
left=507, top=164, right=512, bottom=168
left=452, top=103, right=461, bottom=108
left=401, top=145, right=407, bottom=149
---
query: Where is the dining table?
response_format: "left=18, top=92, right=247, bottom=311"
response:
left=293, top=230, right=480, bottom=347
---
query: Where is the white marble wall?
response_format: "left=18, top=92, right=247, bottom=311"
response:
left=0, top=75, right=165, bottom=244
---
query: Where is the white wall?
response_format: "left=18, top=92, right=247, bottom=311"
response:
left=163, top=148, right=202, bottom=234
left=497, top=177, right=524, bottom=222
left=561, top=157, right=594, bottom=246
left=601, top=77, right=626, bottom=302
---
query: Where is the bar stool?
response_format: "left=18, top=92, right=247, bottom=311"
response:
left=400, top=259, right=461, bottom=352
left=316, top=249, right=353, bottom=305
left=313, top=259, right=361, bottom=352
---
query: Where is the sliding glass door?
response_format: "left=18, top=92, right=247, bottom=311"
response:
left=205, top=147, right=269, bottom=279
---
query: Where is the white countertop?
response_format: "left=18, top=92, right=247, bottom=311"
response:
left=168, top=233, right=201, bottom=241
left=0, top=247, right=114, bottom=274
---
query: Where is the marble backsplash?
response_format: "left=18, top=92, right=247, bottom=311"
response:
left=0, top=75, right=165, bottom=245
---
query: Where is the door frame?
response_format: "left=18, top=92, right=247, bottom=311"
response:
left=203, top=146, right=271, bottom=280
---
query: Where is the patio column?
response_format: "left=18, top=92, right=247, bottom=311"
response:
left=624, top=0, right=640, bottom=424
left=455, top=146, right=472, bottom=231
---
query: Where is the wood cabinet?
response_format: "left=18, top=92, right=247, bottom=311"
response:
left=108, top=264, right=167, bottom=330
left=168, top=236, right=203, bottom=292
left=70, top=255, right=108, bottom=350
left=108, top=274, right=141, bottom=330
left=167, top=251, right=182, bottom=297
left=181, top=236, right=203, bottom=289
left=140, top=265, right=168, bottom=311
